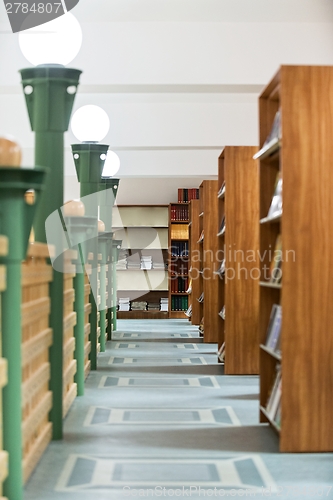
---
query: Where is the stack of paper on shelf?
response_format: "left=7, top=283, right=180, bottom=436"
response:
left=127, top=256, right=141, bottom=270
left=147, top=301, right=160, bottom=311
left=141, top=256, right=153, bottom=270
left=118, top=297, right=130, bottom=311
left=131, top=301, right=147, bottom=311
left=160, top=298, right=169, bottom=311
left=153, top=261, right=166, bottom=270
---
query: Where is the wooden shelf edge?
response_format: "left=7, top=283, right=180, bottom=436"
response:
left=253, top=138, right=280, bottom=160
left=259, top=281, right=282, bottom=289
left=260, top=406, right=281, bottom=434
left=260, top=344, right=282, bottom=361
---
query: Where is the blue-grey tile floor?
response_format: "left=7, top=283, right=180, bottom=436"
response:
left=24, top=319, right=333, bottom=499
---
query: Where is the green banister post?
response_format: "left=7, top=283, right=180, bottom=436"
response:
left=20, top=65, right=82, bottom=440
left=72, top=143, right=108, bottom=369
left=111, top=239, right=122, bottom=333
left=64, top=216, right=96, bottom=395
left=99, top=178, right=119, bottom=340
left=0, top=167, right=46, bottom=500
left=98, top=232, right=113, bottom=351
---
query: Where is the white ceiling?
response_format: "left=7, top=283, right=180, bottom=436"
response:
left=1, top=0, right=333, bottom=203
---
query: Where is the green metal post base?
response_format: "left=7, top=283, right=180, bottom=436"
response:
left=20, top=64, right=82, bottom=441
left=111, top=240, right=122, bottom=333
left=0, top=167, right=46, bottom=500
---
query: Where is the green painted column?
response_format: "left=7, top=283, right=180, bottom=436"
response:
left=99, top=179, right=119, bottom=340
left=111, top=240, right=122, bottom=332
left=64, top=216, right=96, bottom=395
left=72, top=144, right=108, bottom=369
left=20, top=65, right=81, bottom=440
left=98, top=232, right=113, bottom=351
left=0, top=167, right=46, bottom=500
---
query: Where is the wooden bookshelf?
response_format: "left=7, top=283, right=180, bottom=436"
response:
left=112, top=205, right=169, bottom=318
left=0, top=236, right=8, bottom=498
left=220, top=147, right=260, bottom=373
left=258, top=65, right=333, bottom=452
left=189, top=199, right=201, bottom=325
left=198, top=180, right=219, bottom=343
left=168, top=203, right=189, bottom=318
left=217, top=155, right=225, bottom=356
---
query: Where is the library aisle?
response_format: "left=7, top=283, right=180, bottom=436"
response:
left=24, top=320, right=333, bottom=499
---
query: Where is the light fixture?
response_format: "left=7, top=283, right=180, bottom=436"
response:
left=19, top=11, right=82, bottom=446
left=71, top=105, right=110, bottom=143
left=102, top=150, right=120, bottom=177
left=19, top=12, right=82, bottom=66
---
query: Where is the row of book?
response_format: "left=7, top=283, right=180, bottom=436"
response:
left=178, top=188, right=200, bottom=203
left=269, top=234, right=282, bottom=284
left=265, top=364, right=281, bottom=428
left=170, top=204, right=189, bottom=221
left=118, top=297, right=169, bottom=312
left=170, top=295, right=188, bottom=311
left=170, top=276, right=189, bottom=293
left=264, top=304, right=282, bottom=354
left=170, top=241, right=189, bottom=257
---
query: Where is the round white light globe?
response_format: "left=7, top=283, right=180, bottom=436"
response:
left=71, top=105, right=110, bottom=142
left=102, top=150, right=120, bottom=177
left=19, top=13, right=82, bottom=66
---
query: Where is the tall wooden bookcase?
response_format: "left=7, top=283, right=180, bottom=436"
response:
left=189, top=199, right=201, bottom=325
left=168, top=203, right=189, bottom=318
left=258, top=65, right=333, bottom=452
left=198, top=180, right=219, bottom=343
left=218, top=146, right=260, bottom=374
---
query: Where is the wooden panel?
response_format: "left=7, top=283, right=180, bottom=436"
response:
left=224, top=146, right=259, bottom=374
left=281, top=66, right=333, bottom=452
left=189, top=200, right=201, bottom=325
left=201, top=180, right=219, bottom=343
left=258, top=65, right=333, bottom=452
left=21, top=243, right=53, bottom=483
left=63, top=256, right=77, bottom=417
left=217, top=152, right=225, bottom=349
left=0, top=237, right=8, bottom=497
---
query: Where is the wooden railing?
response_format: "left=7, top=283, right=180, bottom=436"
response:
left=21, top=243, right=53, bottom=483
left=0, top=235, right=8, bottom=500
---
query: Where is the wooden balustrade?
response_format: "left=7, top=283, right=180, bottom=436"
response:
left=21, top=243, right=53, bottom=483
left=0, top=235, right=8, bottom=500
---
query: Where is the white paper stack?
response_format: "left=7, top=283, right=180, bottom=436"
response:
left=141, top=256, right=153, bottom=270
left=127, top=257, right=141, bottom=270
left=118, top=297, right=130, bottom=311
left=160, top=297, right=169, bottom=311
left=153, top=261, right=166, bottom=270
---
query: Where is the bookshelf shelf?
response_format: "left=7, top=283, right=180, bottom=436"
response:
left=218, top=147, right=260, bottom=374
left=259, top=281, right=282, bottom=290
left=260, top=213, right=282, bottom=225
left=169, top=190, right=199, bottom=318
left=259, top=406, right=281, bottom=434
left=260, top=344, right=282, bottom=362
left=258, top=65, right=333, bottom=452
left=197, top=180, right=219, bottom=343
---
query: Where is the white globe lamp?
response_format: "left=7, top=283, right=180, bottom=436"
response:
left=19, top=12, right=82, bottom=66
left=102, top=150, right=120, bottom=178
left=71, top=105, right=110, bottom=143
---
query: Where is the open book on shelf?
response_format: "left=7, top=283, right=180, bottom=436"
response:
left=267, top=173, right=282, bottom=219
left=217, top=181, right=226, bottom=198
left=197, top=230, right=204, bottom=243
left=215, top=259, right=225, bottom=277
left=184, top=304, right=192, bottom=317
left=264, top=304, right=282, bottom=354
left=197, top=292, right=204, bottom=303
left=218, top=305, right=225, bottom=320
left=218, top=342, right=225, bottom=362
left=254, top=110, right=281, bottom=160
left=217, top=215, right=226, bottom=236
left=265, top=364, right=282, bottom=422
left=269, top=234, right=282, bottom=284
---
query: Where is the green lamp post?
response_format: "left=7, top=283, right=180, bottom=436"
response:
left=19, top=65, right=82, bottom=441
left=71, top=140, right=109, bottom=369
left=0, top=167, right=47, bottom=500
left=99, top=176, right=120, bottom=340
left=62, top=208, right=96, bottom=396
left=98, top=231, right=113, bottom=351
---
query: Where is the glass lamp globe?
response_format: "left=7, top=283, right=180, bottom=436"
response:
left=102, top=150, right=120, bottom=177
left=71, top=105, right=110, bottom=143
left=19, top=12, right=82, bottom=66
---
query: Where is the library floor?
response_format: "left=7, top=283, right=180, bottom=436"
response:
left=25, top=320, right=333, bottom=499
